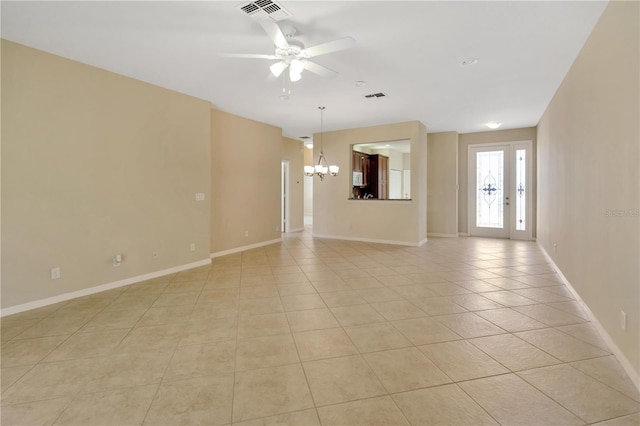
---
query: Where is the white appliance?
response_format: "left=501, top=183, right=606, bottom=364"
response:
left=353, top=171, right=363, bottom=186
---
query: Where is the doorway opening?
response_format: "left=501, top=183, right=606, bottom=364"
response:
left=281, top=161, right=290, bottom=233
left=303, top=175, right=313, bottom=226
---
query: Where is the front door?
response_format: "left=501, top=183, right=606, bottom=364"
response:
left=469, top=142, right=532, bottom=239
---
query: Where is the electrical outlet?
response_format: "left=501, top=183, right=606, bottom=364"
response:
left=553, top=243, right=557, bottom=253
left=621, top=310, right=627, bottom=331
left=195, top=193, right=205, bottom=201
left=190, top=243, right=196, bottom=252
left=51, top=267, right=61, bottom=280
left=244, top=230, right=249, bottom=237
left=113, top=254, right=122, bottom=268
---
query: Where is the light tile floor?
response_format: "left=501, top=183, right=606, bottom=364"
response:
left=2, top=232, right=639, bottom=425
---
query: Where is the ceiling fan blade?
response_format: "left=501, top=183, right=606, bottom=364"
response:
left=302, top=37, right=356, bottom=58
left=258, top=19, right=289, bottom=49
left=219, top=53, right=278, bottom=59
left=302, top=60, right=338, bottom=78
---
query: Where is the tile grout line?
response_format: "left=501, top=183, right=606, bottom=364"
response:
left=139, top=269, right=209, bottom=425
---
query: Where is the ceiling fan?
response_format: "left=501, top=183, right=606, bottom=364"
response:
left=224, top=19, right=356, bottom=82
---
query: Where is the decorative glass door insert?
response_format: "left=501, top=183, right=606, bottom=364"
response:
left=515, top=149, right=526, bottom=231
left=476, top=150, right=505, bottom=229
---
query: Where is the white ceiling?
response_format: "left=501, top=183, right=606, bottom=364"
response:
left=1, top=1, right=608, bottom=140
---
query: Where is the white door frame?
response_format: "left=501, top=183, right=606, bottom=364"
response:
left=468, top=141, right=533, bottom=240
left=281, top=161, right=290, bottom=233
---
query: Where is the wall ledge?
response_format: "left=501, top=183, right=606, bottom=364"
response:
left=347, top=199, right=413, bottom=204
left=427, top=233, right=458, bottom=238
left=0, top=258, right=212, bottom=317
left=211, top=238, right=282, bottom=258
left=538, top=243, right=640, bottom=392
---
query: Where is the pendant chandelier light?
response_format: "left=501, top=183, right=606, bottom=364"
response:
left=304, top=106, right=339, bottom=180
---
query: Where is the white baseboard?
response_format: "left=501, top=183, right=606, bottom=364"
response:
left=211, top=238, right=282, bottom=258
left=287, top=227, right=304, bottom=233
left=538, top=243, right=640, bottom=392
left=427, top=233, right=459, bottom=238
left=312, top=233, right=425, bottom=247
left=0, top=259, right=212, bottom=318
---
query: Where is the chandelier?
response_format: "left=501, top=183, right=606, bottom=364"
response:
left=304, top=106, right=339, bottom=180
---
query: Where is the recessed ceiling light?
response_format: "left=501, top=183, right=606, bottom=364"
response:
left=461, top=58, right=479, bottom=65
left=305, top=143, right=313, bottom=149
left=354, top=80, right=367, bottom=87
left=486, top=121, right=502, bottom=129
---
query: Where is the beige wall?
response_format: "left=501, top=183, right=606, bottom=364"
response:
left=427, top=132, right=459, bottom=236
left=282, top=137, right=304, bottom=232
left=537, top=1, right=639, bottom=379
left=210, top=109, right=282, bottom=254
left=1, top=40, right=211, bottom=309
left=458, top=127, right=537, bottom=235
left=313, top=121, right=427, bottom=245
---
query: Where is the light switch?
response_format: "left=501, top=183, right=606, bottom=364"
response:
left=195, top=193, right=205, bottom=201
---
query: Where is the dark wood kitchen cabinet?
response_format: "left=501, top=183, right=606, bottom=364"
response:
left=368, top=154, right=389, bottom=199
left=353, top=151, right=362, bottom=172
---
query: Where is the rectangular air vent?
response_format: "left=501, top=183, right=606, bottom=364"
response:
left=237, top=0, right=292, bottom=22
left=299, top=136, right=311, bottom=139
left=364, top=92, right=387, bottom=99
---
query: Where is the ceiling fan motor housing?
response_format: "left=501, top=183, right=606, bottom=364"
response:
left=275, top=39, right=307, bottom=60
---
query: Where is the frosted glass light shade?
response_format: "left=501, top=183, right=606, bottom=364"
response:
left=270, top=61, right=287, bottom=77
left=289, top=59, right=303, bottom=82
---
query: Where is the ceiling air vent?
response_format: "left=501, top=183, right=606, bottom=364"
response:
left=364, top=92, right=387, bottom=99
left=299, top=136, right=311, bottom=139
left=237, top=0, right=292, bottom=22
